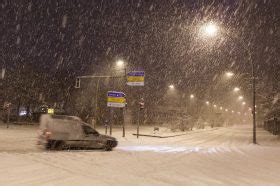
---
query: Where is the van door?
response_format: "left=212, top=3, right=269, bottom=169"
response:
left=81, top=125, right=104, bottom=149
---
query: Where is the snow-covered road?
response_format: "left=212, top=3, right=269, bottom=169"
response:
left=0, top=124, right=280, bottom=186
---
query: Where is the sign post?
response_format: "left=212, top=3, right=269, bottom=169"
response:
left=107, top=91, right=126, bottom=136
left=127, top=71, right=145, bottom=139
left=137, top=98, right=144, bottom=138
left=3, top=102, right=11, bottom=128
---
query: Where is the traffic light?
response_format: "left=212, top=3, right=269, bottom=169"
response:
left=75, top=78, right=80, bottom=88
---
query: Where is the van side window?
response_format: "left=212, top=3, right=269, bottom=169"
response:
left=82, top=125, right=99, bottom=136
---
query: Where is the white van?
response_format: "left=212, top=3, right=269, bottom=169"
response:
left=38, top=114, right=117, bottom=151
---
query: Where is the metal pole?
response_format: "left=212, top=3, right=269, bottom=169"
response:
left=110, top=108, right=113, bottom=136
left=122, top=68, right=126, bottom=137
left=6, top=108, right=10, bottom=128
left=137, top=108, right=140, bottom=138
left=226, top=32, right=257, bottom=144
left=94, top=77, right=101, bottom=129
left=252, top=64, right=257, bottom=144
left=122, top=108, right=125, bottom=137
left=122, top=116, right=125, bottom=137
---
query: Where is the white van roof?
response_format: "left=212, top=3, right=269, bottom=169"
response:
left=50, top=115, right=82, bottom=121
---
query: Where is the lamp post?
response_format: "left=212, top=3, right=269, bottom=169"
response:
left=115, top=59, right=127, bottom=137
left=202, top=22, right=257, bottom=144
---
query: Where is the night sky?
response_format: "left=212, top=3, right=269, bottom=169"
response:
left=1, top=0, right=279, bottom=111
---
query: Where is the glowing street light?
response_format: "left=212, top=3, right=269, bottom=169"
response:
left=225, top=109, right=228, bottom=112
left=116, top=59, right=125, bottom=68
left=219, top=106, right=223, bottom=110
left=242, top=102, right=246, bottom=105
left=169, top=84, right=175, bottom=89
left=190, top=94, right=195, bottom=99
left=213, top=104, right=217, bottom=108
left=238, top=96, right=244, bottom=100
left=232, top=110, right=235, bottom=113
left=202, top=22, right=218, bottom=37
left=205, top=101, right=210, bottom=105
left=233, top=87, right=240, bottom=92
left=225, top=72, right=234, bottom=78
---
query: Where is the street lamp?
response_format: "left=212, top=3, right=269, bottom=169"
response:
left=115, top=59, right=127, bottom=137
left=233, top=87, right=240, bottom=92
left=116, top=59, right=125, bottom=68
left=242, top=101, right=246, bottom=105
left=205, top=101, right=210, bottom=105
left=201, top=22, right=257, bottom=144
left=169, top=84, right=175, bottom=89
left=225, top=72, right=234, bottom=78
left=238, top=96, right=244, bottom=100
left=190, top=94, right=194, bottom=99
left=202, top=22, right=218, bottom=37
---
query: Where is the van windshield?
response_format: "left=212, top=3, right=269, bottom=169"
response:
left=82, top=124, right=99, bottom=136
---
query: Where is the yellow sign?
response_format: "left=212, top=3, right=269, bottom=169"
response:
left=107, top=91, right=126, bottom=108
left=107, top=97, right=126, bottom=103
left=47, top=108, right=54, bottom=114
left=127, top=71, right=145, bottom=86
left=127, top=76, right=144, bottom=82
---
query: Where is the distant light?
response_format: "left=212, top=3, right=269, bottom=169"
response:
left=169, top=84, right=175, bottom=89
left=220, top=106, right=223, bottom=110
left=249, top=107, right=252, bottom=111
left=205, top=101, right=210, bottom=105
left=225, top=109, right=228, bottom=112
left=203, top=22, right=218, bottom=37
left=237, top=112, right=241, bottom=115
left=1, top=68, right=5, bottom=79
left=225, top=72, right=234, bottom=78
left=233, top=87, right=240, bottom=92
left=19, top=111, right=27, bottom=116
left=190, top=94, right=195, bottom=99
left=213, top=104, right=217, bottom=108
left=232, top=110, right=235, bottom=113
left=238, top=96, right=244, bottom=100
left=242, top=102, right=246, bottom=105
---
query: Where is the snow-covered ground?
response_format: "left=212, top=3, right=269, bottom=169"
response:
left=0, top=124, right=280, bottom=186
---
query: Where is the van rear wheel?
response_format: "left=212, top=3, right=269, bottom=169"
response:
left=45, top=140, right=64, bottom=150
left=45, top=140, right=56, bottom=150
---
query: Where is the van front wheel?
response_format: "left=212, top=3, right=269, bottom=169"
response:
left=104, top=141, right=113, bottom=151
